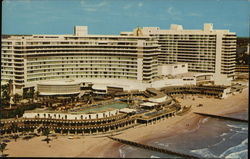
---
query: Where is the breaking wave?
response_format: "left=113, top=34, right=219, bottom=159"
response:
left=224, top=149, right=248, bottom=159
left=220, top=133, right=228, bottom=137
left=219, top=139, right=248, bottom=158
left=227, top=124, right=248, bottom=130
left=201, top=117, right=209, bottom=124
left=150, top=155, right=160, bottom=158
left=190, top=148, right=218, bottom=158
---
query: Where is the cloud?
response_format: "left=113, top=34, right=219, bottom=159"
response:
left=138, top=2, right=143, bottom=7
left=123, top=2, right=143, bottom=10
left=80, top=0, right=108, bottom=12
left=97, top=1, right=108, bottom=7
left=166, top=7, right=182, bottom=21
left=188, top=12, right=202, bottom=17
left=123, top=4, right=132, bottom=10
left=223, top=23, right=232, bottom=27
left=167, top=7, right=181, bottom=16
left=84, top=8, right=97, bottom=12
left=22, top=0, right=32, bottom=3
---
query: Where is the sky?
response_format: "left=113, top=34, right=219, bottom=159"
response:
left=2, top=0, right=250, bottom=37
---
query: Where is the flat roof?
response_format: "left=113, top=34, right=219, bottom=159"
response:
left=146, top=88, right=166, bottom=99
left=119, top=108, right=136, bottom=113
left=39, top=92, right=80, bottom=96
left=140, top=102, right=157, bottom=107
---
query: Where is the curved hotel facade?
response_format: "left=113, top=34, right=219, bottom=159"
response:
left=1, top=24, right=236, bottom=95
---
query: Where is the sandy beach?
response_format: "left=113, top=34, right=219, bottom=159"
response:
left=4, top=87, right=248, bottom=157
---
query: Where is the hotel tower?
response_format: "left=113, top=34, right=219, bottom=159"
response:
left=1, top=24, right=236, bottom=95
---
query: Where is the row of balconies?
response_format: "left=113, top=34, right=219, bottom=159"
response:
left=27, top=56, right=137, bottom=61
left=221, top=67, right=235, bottom=70
left=1, top=77, right=24, bottom=83
left=18, top=40, right=157, bottom=45
left=24, top=44, right=159, bottom=49
left=27, top=67, right=138, bottom=74
left=23, top=51, right=141, bottom=56
left=177, top=45, right=216, bottom=48
left=27, top=58, right=139, bottom=63
left=158, top=41, right=216, bottom=44
left=26, top=64, right=137, bottom=71
left=176, top=56, right=215, bottom=60
left=23, top=47, right=152, bottom=52
left=19, top=41, right=140, bottom=46
left=25, top=44, right=139, bottom=48
left=27, top=69, right=138, bottom=77
left=27, top=76, right=138, bottom=83
left=27, top=70, right=139, bottom=76
left=0, top=67, right=13, bottom=71
left=27, top=74, right=139, bottom=81
left=26, top=63, right=138, bottom=68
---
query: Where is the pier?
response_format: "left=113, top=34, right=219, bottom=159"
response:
left=194, top=112, right=248, bottom=123
left=108, top=136, right=201, bottom=159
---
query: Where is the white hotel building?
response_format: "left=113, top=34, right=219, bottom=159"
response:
left=1, top=24, right=236, bottom=95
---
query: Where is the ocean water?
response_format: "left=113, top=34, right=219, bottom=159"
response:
left=118, top=111, right=248, bottom=158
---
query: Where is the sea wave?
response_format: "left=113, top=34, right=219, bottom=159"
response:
left=220, top=133, right=228, bottom=137
left=150, top=155, right=160, bottom=158
left=187, top=117, right=204, bottom=133
left=119, top=148, right=126, bottom=158
left=211, top=138, right=226, bottom=147
left=225, top=149, right=248, bottom=159
left=190, top=148, right=218, bottom=158
left=227, top=124, right=247, bottom=130
left=219, top=139, right=248, bottom=158
left=229, top=130, right=247, bottom=140
left=201, top=117, right=209, bottom=124
left=126, top=146, right=136, bottom=151
left=155, top=142, right=169, bottom=148
left=241, top=127, right=248, bottom=131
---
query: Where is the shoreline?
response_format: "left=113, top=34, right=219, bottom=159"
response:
left=106, top=87, right=249, bottom=157
left=5, top=87, right=248, bottom=157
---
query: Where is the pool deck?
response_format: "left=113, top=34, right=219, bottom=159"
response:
left=25, top=102, right=129, bottom=115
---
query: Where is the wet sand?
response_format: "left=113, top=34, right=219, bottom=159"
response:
left=5, top=87, right=248, bottom=157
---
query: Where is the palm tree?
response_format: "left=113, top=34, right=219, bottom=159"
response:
left=34, top=91, right=40, bottom=101
left=70, top=95, right=75, bottom=103
left=1, top=80, right=12, bottom=107
left=10, top=123, right=19, bottom=142
left=13, top=93, right=22, bottom=104
left=30, top=88, right=35, bottom=102
left=85, top=93, right=93, bottom=104
left=0, top=142, right=7, bottom=157
left=8, top=79, right=13, bottom=92
left=42, top=127, right=51, bottom=144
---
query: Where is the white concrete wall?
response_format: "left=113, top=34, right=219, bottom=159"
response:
left=148, top=96, right=167, bottom=103
left=141, top=27, right=160, bottom=35
left=151, top=78, right=196, bottom=89
left=23, top=109, right=119, bottom=120
left=221, top=87, right=231, bottom=99
left=215, top=33, right=223, bottom=75
left=158, top=63, right=188, bottom=76
left=74, top=26, right=88, bottom=36
left=137, top=58, right=143, bottom=81
left=213, top=74, right=231, bottom=86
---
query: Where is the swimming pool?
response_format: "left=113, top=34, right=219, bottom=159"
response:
left=76, top=102, right=128, bottom=114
